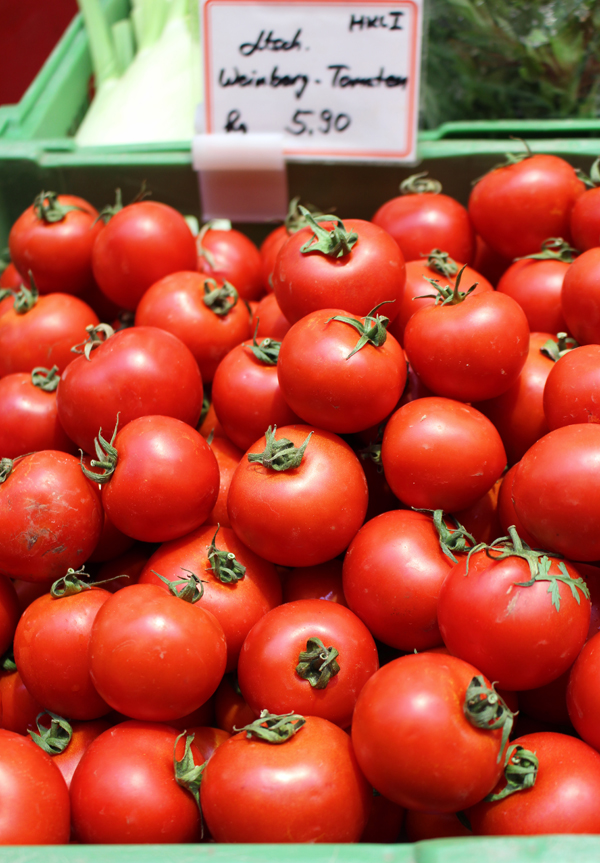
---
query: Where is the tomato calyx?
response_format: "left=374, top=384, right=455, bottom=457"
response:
left=516, top=237, right=578, bottom=264
left=0, top=458, right=14, bottom=484
left=95, top=188, right=124, bottom=225
left=299, top=207, right=358, bottom=259
left=400, top=171, right=443, bottom=195
left=80, top=419, right=119, bottom=484
left=540, top=331, right=578, bottom=363
left=248, top=425, right=314, bottom=472
left=326, top=301, right=393, bottom=359
left=174, top=731, right=205, bottom=813
left=463, top=675, right=514, bottom=762
left=12, top=278, right=39, bottom=315
left=484, top=743, right=539, bottom=802
left=0, top=287, right=13, bottom=303
left=415, top=509, right=475, bottom=564
left=1, top=647, right=16, bottom=672
left=28, top=711, right=73, bottom=755
left=467, top=526, right=591, bottom=612
left=197, top=219, right=232, bottom=270
left=418, top=264, right=478, bottom=307
left=426, top=249, right=459, bottom=279
left=248, top=323, right=281, bottom=365
left=473, top=138, right=533, bottom=184
left=296, top=637, right=340, bottom=689
left=71, top=323, right=116, bottom=360
left=33, top=191, right=86, bottom=224
left=51, top=566, right=95, bottom=597
left=235, top=709, right=306, bottom=743
left=207, top=526, right=246, bottom=584
left=153, top=568, right=207, bottom=603
left=31, top=365, right=60, bottom=393
left=202, top=278, right=238, bottom=316
left=284, top=197, right=323, bottom=233
left=575, top=157, right=600, bottom=189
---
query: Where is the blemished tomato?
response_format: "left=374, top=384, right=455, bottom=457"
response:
left=92, top=201, right=198, bottom=311
left=512, top=423, right=600, bottom=561
left=198, top=222, right=264, bottom=302
left=381, top=397, right=507, bottom=513
left=8, top=192, right=103, bottom=296
left=14, top=585, right=112, bottom=720
left=561, top=247, right=600, bottom=345
left=272, top=217, right=406, bottom=325
left=468, top=153, right=585, bottom=260
left=56, top=325, right=204, bottom=456
left=227, top=425, right=368, bottom=567
left=237, top=598, right=379, bottom=728
left=543, top=344, right=600, bottom=429
left=277, top=307, right=407, bottom=434
left=201, top=714, right=372, bottom=843
left=89, top=583, right=227, bottom=721
left=0, top=729, right=71, bottom=844
left=468, top=732, right=600, bottom=834
left=351, top=653, right=507, bottom=812
left=0, top=451, right=103, bottom=582
left=70, top=721, right=204, bottom=843
left=134, top=271, right=252, bottom=383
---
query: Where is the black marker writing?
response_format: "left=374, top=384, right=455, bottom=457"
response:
left=349, top=11, right=403, bottom=30
left=328, top=65, right=408, bottom=88
left=224, top=110, right=247, bottom=132
left=240, top=29, right=302, bottom=56
left=219, top=66, right=309, bottom=99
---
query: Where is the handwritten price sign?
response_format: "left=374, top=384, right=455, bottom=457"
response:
left=201, top=0, right=424, bottom=161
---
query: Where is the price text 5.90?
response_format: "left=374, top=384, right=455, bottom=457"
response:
left=285, top=109, right=351, bottom=136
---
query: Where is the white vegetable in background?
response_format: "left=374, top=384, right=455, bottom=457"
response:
left=76, top=0, right=202, bottom=146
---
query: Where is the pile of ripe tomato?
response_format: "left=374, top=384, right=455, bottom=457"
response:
left=3, top=148, right=600, bottom=845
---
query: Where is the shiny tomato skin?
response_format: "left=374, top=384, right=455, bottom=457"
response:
left=351, top=653, right=505, bottom=812
left=205, top=435, right=243, bottom=528
left=496, top=464, right=540, bottom=547
left=0, top=670, right=43, bottom=735
left=474, top=332, right=554, bottom=465
left=9, top=194, right=103, bottom=296
left=0, top=729, right=71, bottom=844
left=237, top=598, right=379, bottom=728
left=0, top=293, right=99, bottom=377
left=570, top=185, right=600, bottom=251
left=512, top=424, right=600, bottom=560
left=50, top=717, right=113, bottom=788
left=56, top=325, right=203, bottom=456
left=468, top=154, right=585, bottom=259
left=390, top=258, right=493, bottom=345
left=404, top=291, right=530, bottom=403
left=343, top=510, right=458, bottom=651
left=100, top=415, right=220, bottom=543
left=437, top=549, right=590, bottom=691
left=567, top=631, right=600, bottom=750
left=227, top=425, right=368, bottom=567
left=92, top=201, right=198, bottom=311
left=70, top=721, right=203, bottom=843
left=14, top=587, right=111, bottom=720
left=201, top=715, right=371, bottom=843
left=0, top=451, right=103, bottom=582
left=496, top=258, right=570, bottom=335
left=211, top=339, right=301, bottom=451
left=561, top=247, right=600, bottom=345
left=371, top=192, right=475, bottom=264
left=381, top=398, right=507, bottom=513
left=272, top=219, right=406, bottom=325
left=277, top=308, right=407, bottom=434
left=468, top=732, right=600, bottom=834
left=198, top=227, right=263, bottom=302
left=134, top=271, right=252, bottom=383
left=138, top=524, right=282, bottom=672
left=543, top=344, right=600, bottom=429
left=0, top=371, right=77, bottom=458
left=89, top=584, right=227, bottom=721
left=260, top=224, right=289, bottom=292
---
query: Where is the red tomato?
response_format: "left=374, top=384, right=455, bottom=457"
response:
left=92, top=201, right=198, bottom=311
left=0, top=729, right=70, bottom=844
left=237, top=598, right=379, bottom=728
left=198, top=223, right=263, bottom=302
left=211, top=337, right=300, bottom=451
left=9, top=192, right=103, bottom=296
left=496, top=254, right=570, bottom=335
left=343, top=509, right=460, bottom=651
left=512, top=424, right=600, bottom=560
left=272, top=217, right=406, bottom=325
left=570, top=184, right=600, bottom=251
left=469, top=153, right=585, bottom=259
left=277, top=307, right=407, bottom=434
left=0, top=451, right=103, bottom=582
left=134, top=271, right=252, bottom=383
left=471, top=234, right=512, bottom=286
left=214, top=673, right=256, bottom=735
left=351, top=653, right=507, bottom=811
left=469, top=732, right=600, bottom=834
left=561, top=247, right=600, bottom=344
left=227, top=425, right=368, bottom=567
left=543, top=344, right=600, bottom=429
left=87, top=507, right=136, bottom=564
left=381, top=398, right=507, bottom=512
left=0, top=262, right=23, bottom=290
left=70, top=721, right=203, bottom=843
left=260, top=224, right=289, bottom=291
left=281, top=559, right=347, bottom=606
left=201, top=714, right=371, bottom=842
left=0, top=577, right=19, bottom=659
left=452, top=479, right=502, bottom=546
left=567, top=631, right=600, bottom=750
left=14, top=585, right=111, bottom=720
left=496, top=464, right=540, bottom=547
left=403, top=288, right=530, bottom=403
left=0, top=669, right=43, bottom=735
left=40, top=716, right=113, bottom=788
left=252, top=291, right=292, bottom=339
left=57, top=325, right=203, bottom=456
left=138, top=524, right=282, bottom=672
left=205, top=435, right=243, bottom=528
left=89, top=583, right=227, bottom=721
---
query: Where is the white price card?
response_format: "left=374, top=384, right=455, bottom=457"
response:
left=201, top=0, right=424, bottom=162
